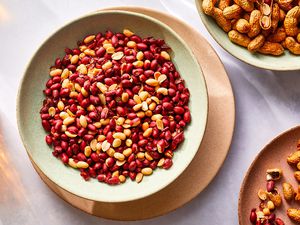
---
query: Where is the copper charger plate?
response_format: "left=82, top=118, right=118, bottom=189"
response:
left=30, top=7, right=235, bottom=220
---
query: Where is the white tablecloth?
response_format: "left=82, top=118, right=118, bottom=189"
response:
left=1, top=0, right=300, bottom=224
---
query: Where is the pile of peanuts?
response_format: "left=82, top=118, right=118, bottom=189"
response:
left=249, top=169, right=285, bottom=225
left=202, top=0, right=300, bottom=55
left=40, top=29, right=191, bottom=185
left=249, top=139, right=300, bottom=225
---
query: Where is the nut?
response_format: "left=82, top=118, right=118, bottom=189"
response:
left=267, top=189, right=282, bottom=207
left=258, top=189, right=268, bottom=200
left=287, top=208, right=300, bottom=223
left=266, top=168, right=282, bottom=181
left=282, top=182, right=295, bottom=200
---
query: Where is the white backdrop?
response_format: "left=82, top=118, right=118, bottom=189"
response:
left=1, top=0, right=300, bottom=224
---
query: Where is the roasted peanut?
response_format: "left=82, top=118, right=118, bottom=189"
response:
left=248, top=10, right=262, bottom=38
left=202, top=0, right=217, bottom=15
left=287, top=208, right=300, bottom=223
left=258, top=42, right=284, bottom=55
left=285, top=37, right=300, bottom=55
left=248, top=34, right=265, bottom=52
left=295, top=171, right=300, bottom=182
left=258, top=189, right=268, bottom=200
left=223, top=4, right=243, bottom=19
left=236, top=18, right=251, bottom=33
left=267, top=27, right=287, bottom=42
left=284, top=6, right=300, bottom=37
left=266, top=168, right=282, bottom=181
left=271, top=3, right=280, bottom=31
left=267, top=190, right=282, bottom=207
left=283, top=182, right=295, bottom=201
left=212, top=7, right=232, bottom=32
left=228, top=30, right=251, bottom=47
left=287, top=150, right=300, bottom=165
left=218, top=0, right=231, bottom=10
left=233, top=0, right=254, bottom=12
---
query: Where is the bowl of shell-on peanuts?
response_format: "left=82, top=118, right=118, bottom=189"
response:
left=16, top=10, right=208, bottom=202
left=196, top=0, right=300, bottom=70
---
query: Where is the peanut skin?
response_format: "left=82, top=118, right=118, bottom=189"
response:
left=228, top=30, right=251, bottom=47
left=223, top=4, right=242, bottom=19
left=284, top=6, right=300, bottom=37
left=202, top=0, right=217, bottom=15
left=212, top=7, right=232, bottom=32
left=267, top=27, right=287, bottom=43
left=248, top=10, right=262, bottom=38
left=248, top=34, right=265, bottom=52
left=233, top=0, right=254, bottom=12
left=258, top=42, right=284, bottom=55
left=287, top=209, right=300, bottom=223
left=285, top=37, right=300, bottom=55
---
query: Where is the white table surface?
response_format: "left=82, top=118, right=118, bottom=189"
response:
left=1, top=0, right=300, bottom=224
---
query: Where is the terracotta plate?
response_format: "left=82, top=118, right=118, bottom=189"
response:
left=31, top=7, right=235, bottom=220
left=239, top=126, right=300, bottom=225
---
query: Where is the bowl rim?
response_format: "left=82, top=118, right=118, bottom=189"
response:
left=195, top=0, right=300, bottom=71
left=16, top=9, right=209, bottom=203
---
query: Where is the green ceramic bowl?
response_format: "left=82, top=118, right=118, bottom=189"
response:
left=17, top=10, right=208, bottom=203
left=195, top=0, right=300, bottom=71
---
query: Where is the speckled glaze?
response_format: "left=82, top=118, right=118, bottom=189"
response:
left=239, top=126, right=300, bottom=225
left=195, top=0, right=300, bottom=71
left=16, top=10, right=208, bottom=203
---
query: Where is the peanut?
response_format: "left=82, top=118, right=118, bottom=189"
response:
left=223, top=4, right=243, bottom=19
left=258, top=42, right=284, bottom=55
left=228, top=30, right=251, bottom=47
left=287, top=208, right=300, bottom=223
left=218, top=0, right=231, bottom=10
left=284, top=6, right=300, bottom=37
left=202, top=0, right=218, bottom=15
left=267, top=27, right=287, bottom=42
left=287, top=150, right=300, bottom=165
left=233, top=0, right=254, bottom=12
left=236, top=18, right=251, bottom=33
left=283, top=182, right=295, bottom=200
left=267, top=191, right=282, bottom=207
left=248, top=10, right=262, bottom=38
left=212, top=7, right=232, bottom=32
left=271, top=3, right=280, bottom=31
left=248, top=34, right=265, bottom=52
left=285, top=36, right=300, bottom=54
